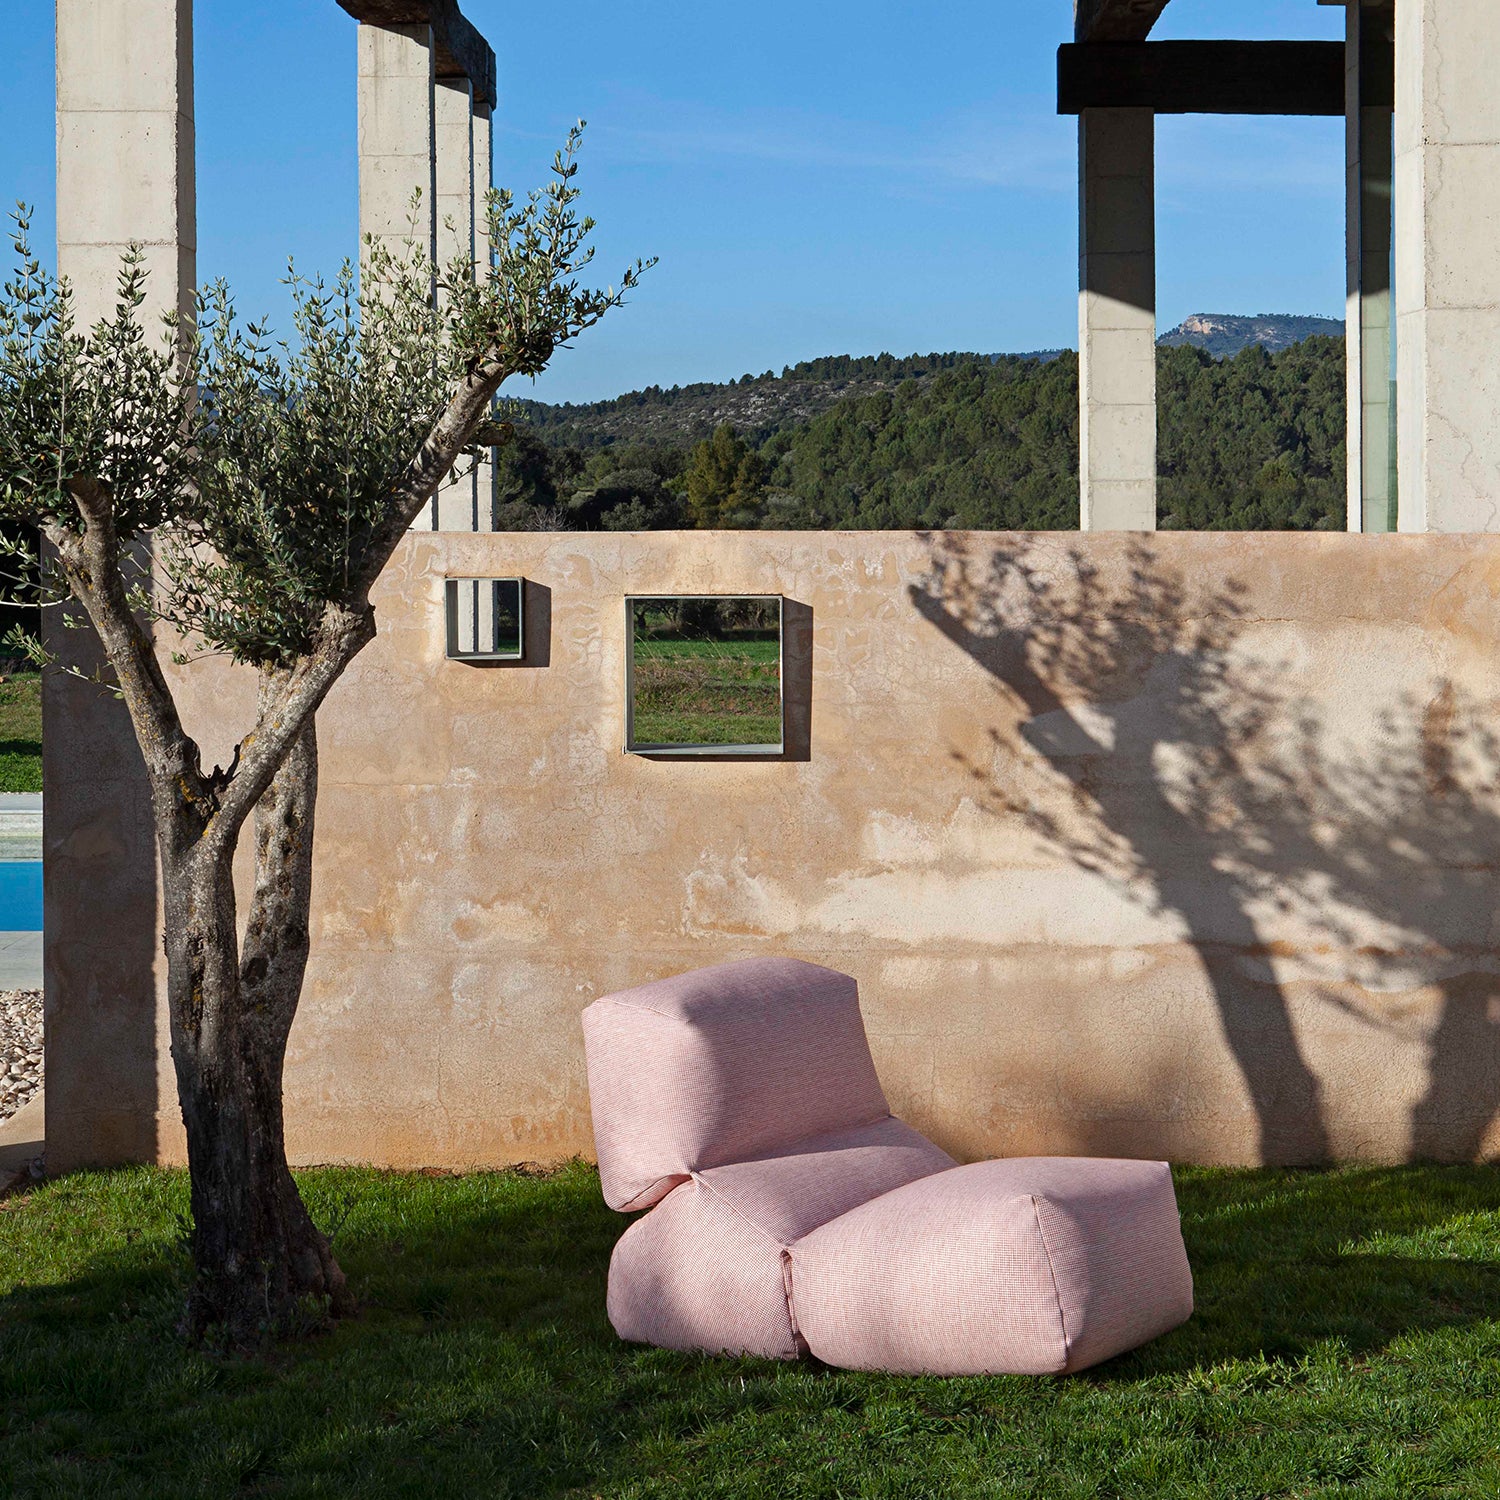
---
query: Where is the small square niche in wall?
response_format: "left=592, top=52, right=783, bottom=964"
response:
left=445, top=578, right=523, bottom=661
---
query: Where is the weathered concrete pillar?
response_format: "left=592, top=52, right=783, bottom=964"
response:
left=1078, top=108, right=1156, bottom=532
left=472, top=100, right=496, bottom=532
left=357, top=22, right=436, bottom=268
left=434, top=76, right=477, bottom=532
left=358, top=22, right=437, bottom=528
left=49, top=0, right=196, bottom=1169
left=1345, top=2, right=1397, bottom=533
left=435, top=77, right=475, bottom=268
left=56, top=0, right=195, bottom=326
left=1395, top=0, right=1500, bottom=532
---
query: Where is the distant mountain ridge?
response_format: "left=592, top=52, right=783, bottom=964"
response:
left=510, top=350, right=1012, bottom=451
left=513, top=317, right=1341, bottom=449
left=1158, top=313, right=1344, bottom=358
left=497, top=333, right=1347, bottom=534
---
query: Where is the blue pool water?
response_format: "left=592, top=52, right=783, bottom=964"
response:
left=0, top=861, right=42, bottom=930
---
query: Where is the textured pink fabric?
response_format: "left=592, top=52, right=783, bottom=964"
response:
left=606, top=1117, right=955, bottom=1359
left=608, top=1180, right=802, bottom=1359
left=697, top=1116, right=955, bottom=1246
left=583, top=957, right=1194, bottom=1374
left=791, top=1157, right=1193, bottom=1375
left=1029, top=1160, right=1194, bottom=1371
left=583, top=958, right=891, bottom=1211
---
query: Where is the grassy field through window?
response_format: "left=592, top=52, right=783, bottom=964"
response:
left=630, top=599, right=781, bottom=748
left=0, top=673, right=41, bottom=793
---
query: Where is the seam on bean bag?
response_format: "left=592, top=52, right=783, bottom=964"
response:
left=614, top=1172, right=693, bottom=1214
left=692, top=1171, right=800, bottom=1353
left=1027, top=1192, right=1072, bottom=1368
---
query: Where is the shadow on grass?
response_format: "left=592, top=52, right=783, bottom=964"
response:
left=1121, top=1164, right=1500, bottom=1378
left=5, top=1162, right=1500, bottom=1496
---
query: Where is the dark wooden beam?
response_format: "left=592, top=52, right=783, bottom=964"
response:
left=1360, top=18, right=1394, bottom=110
left=1058, top=41, right=1345, bottom=116
left=335, top=0, right=496, bottom=107
left=1074, top=0, right=1172, bottom=44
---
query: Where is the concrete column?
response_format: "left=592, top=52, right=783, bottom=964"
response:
left=434, top=77, right=477, bottom=532
left=1395, top=0, right=1500, bottom=532
left=357, top=23, right=436, bottom=272
left=49, top=0, right=196, bottom=1169
left=358, top=22, right=437, bottom=527
left=56, top=0, right=195, bottom=326
left=1346, top=1, right=1396, bottom=533
left=1079, top=108, right=1157, bottom=532
left=435, top=77, right=475, bottom=268
left=473, top=101, right=497, bottom=532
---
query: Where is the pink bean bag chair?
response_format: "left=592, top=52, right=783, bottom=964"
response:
left=581, top=957, right=1192, bottom=1374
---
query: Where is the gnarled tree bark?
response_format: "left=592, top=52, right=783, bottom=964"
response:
left=168, top=683, right=352, bottom=1342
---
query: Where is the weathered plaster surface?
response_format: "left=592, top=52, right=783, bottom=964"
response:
left=50, top=531, right=1500, bottom=1170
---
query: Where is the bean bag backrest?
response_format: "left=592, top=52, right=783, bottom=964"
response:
left=582, top=957, right=892, bottom=1212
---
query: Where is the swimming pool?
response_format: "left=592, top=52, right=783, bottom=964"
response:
left=0, top=862, right=42, bottom=931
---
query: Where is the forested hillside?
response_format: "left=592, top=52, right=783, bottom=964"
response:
left=757, top=354, right=1079, bottom=529
left=500, top=336, right=1346, bottom=532
left=1158, top=338, right=1345, bottom=530
left=511, top=351, right=995, bottom=450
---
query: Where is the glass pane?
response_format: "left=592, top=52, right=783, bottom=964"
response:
left=1359, top=103, right=1396, bottom=533
left=491, top=579, right=522, bottom=657
left=445, top=577, right=523, bottom=659
left=629, top=597, right=782, bottom=751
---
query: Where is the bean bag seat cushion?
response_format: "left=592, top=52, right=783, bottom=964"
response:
left=583, top=957, right=894, bottom=1212
left=791, top=1157, right=1193, bottom=1375
left=607, top=1116, right=954, bottom=1358
left=582, top=958, right=1194, bottom=1374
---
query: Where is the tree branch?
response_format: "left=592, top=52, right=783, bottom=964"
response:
left=352, top=360, right=510, bottom=600
left=472, top=419, right=514, bottom=448
left=199, top=601, right=374, bottom=860
left=239, top=669, right=317, bottom=1024
left=208, top=362, right=504, bottom=848
left=201, top=354, right=511, bottom=855
left=47, top=480, right=211, bottom=839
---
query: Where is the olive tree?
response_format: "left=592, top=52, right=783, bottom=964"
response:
left=0, top=132, right=648, bottom=1343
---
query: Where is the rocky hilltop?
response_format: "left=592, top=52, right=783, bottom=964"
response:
left=1158, top=313, right=1344, bottom=358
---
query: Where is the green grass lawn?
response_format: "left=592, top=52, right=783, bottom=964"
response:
left=0, top=671, right=42, bottom=792
left=4, top=1162, right=1500, bottom=1498
left=632, top=636, right=781, bottom=747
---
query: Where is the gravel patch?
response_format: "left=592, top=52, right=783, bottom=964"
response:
left=0, top=988, right=42, bottom=1122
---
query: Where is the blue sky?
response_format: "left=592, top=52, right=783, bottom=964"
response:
left=2, top=0, right=1344, bottom=404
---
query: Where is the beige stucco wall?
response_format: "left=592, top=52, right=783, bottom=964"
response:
left=49, top=530, right=1500, bottom=1170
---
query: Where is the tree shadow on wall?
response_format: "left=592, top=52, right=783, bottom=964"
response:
left=908, top=534, right=1500, bottom=1165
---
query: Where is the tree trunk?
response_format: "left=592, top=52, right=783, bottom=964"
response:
left=161, top=689, right=352, bottom=1345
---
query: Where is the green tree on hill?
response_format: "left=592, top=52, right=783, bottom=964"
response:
left=762, top=355, right=1080, bottom=529
left=1156, top=337, right=1345, bottom=530
left=685, top=423, right=766, bottom=527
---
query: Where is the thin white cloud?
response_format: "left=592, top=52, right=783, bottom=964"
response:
left=499, top=92, right=1078, bottom=196
left=502, top=93, right=1342, bottom=206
